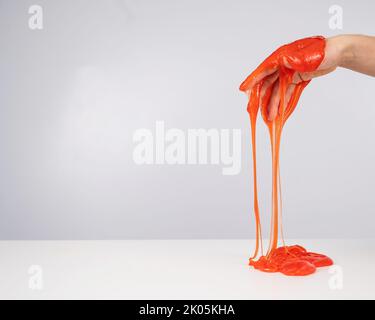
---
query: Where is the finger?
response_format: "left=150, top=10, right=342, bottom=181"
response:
left=291, top=66, right=336, bottom=84
left=284, top=84, right=296, bottom=114
left=260, top=71, right=279, bottom=103
left=292, top=72, right=309, bottom=84
left=240, top=63, right=278, bottom=93
left=260, top=78, right=277, bottom=122
left=284, top=82, right=308, bottom=122
left=267, top=80, right=280, bottom=121
left=304, top=66, right=337, bottom=79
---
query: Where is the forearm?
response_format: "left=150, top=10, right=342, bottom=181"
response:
left=334, top=34, right=375, bottom=76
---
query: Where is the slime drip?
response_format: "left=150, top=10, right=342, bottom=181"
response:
left=240, top=36, right=333, bottom=276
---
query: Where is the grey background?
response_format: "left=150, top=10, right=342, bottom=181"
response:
left=0, top=0, right=374, bottom=239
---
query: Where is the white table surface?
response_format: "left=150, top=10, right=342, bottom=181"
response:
left=0, top=239, right=374, bottom=300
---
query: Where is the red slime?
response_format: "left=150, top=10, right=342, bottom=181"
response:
left=240, top=36, right=333, bottom=276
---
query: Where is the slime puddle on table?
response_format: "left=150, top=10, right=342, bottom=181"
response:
left=240, top=36, right=333, bottom=276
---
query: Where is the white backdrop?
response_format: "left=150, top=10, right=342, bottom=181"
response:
left=0, top=0, right=374, bottom=239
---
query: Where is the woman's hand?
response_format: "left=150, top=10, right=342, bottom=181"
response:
left=264, top=36, right=343, bottom=121
left=240, top=35, right=367, bottom=121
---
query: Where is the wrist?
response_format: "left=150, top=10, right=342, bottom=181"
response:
left=331, top=35, right=355, bottom=68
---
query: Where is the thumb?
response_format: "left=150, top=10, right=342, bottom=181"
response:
left=301, top=66, right=337, bottom=80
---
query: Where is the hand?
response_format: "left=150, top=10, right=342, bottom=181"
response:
left=240, top=36, right=344, bottom=121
